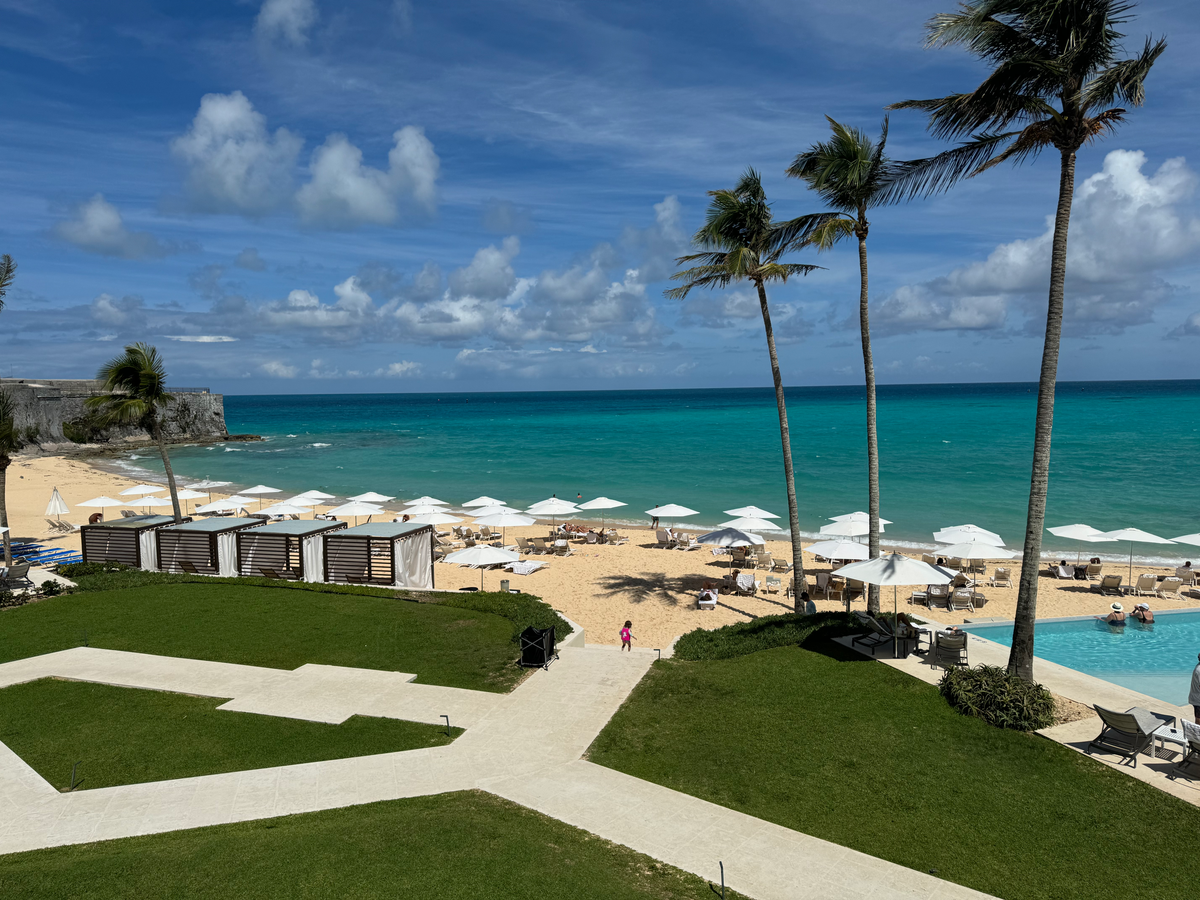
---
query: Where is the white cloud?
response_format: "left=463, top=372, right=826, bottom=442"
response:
left=295, top=127, right=439, bottom=228
left=167, top=335, right=239, bottom=343
left=260, top=360, right=298, bottom=378
left=622, top=194, right=687, bottom=283
left=258, top=277, right=377, bottom=337
left=54, top=195, right=180, bottom=259
left=171, top=91, right=302, bottom=216
left=89, top=293, right=144, bottom=325
left=876, top=150, right=1200, bottom=337
left=377, top=360, right=421, bottom=376
left=449, top=237, right=520, bottom=300
left=255, top=0, right=318, bottom=47
left=234, top=247, right=267, bottom=271
left=482, top=198, right=533, bottom=235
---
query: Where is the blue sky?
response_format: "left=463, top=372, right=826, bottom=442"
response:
left=2, top=0, right=1198, bottom=394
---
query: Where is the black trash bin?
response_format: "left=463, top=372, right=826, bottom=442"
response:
left=519, top=625, right=558, bottom=670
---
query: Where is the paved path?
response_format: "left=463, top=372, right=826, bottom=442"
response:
left=0, top=644, right=992, bottom=899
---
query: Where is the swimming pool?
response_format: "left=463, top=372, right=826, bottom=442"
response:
left=964, top=610, right=1200, bottom=706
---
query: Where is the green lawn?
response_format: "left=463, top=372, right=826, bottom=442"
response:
left=588, top=636, right=1200, bottom=900
left=0, top=679, right=458, bottom=791
left=1, top=582, right=526, bottom=691
left=0, top=791, right=742, bottom=899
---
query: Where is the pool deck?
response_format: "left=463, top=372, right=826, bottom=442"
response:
left=838, top=616, right=1200, bottom=808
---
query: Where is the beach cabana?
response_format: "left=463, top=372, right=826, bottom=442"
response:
left=81, top=515, right=190, bottom=570
left=237, top=519, right=348, bottom=582
left=156, top=518, right=265, bottom=576
left=323, top=522, right=435, bottom=589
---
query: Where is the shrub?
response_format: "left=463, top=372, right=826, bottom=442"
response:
left=0, top=589, right=23, bottom=609
left=672, top=611, right=859, bottom=661
left=38, top=580, right=65, bottom=597
left=939, top=664, right=1055, bottom=731
left=57, top=561, right=132, bottom=578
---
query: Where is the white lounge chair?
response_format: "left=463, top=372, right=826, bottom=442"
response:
left=1133, top=574, right=1158, bottom=596
left=1158, top=577, right=1183, bottom=600
left=988, top=567, right=1012, bottom=588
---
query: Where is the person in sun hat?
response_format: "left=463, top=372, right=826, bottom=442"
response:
left=1096, top=602, right=1126, bottom=626
left=1131, top=602, right=1154, bottom=624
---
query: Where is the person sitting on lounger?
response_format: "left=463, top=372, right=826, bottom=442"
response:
left=936, top=557, right=946, bottom=567
left=699, top=582, right=718, bottom=605
left=1132, top=602, right=1154, bottom=623
left=1097, top=602, right=1126, bottom=625
left=1177, top=561, right=1193, bottom=579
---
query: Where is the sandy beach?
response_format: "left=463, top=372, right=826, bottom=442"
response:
left=6, top=454, right=1198, bottom=648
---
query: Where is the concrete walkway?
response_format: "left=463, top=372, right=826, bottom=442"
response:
left=0, top=644, right=993, bottom=900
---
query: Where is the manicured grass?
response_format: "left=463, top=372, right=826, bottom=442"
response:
left=1, top=582, right=526, bottom=691
left=588, top=636, right=1200, bottom=900
left=0, top=679, right=458, bottom=791
left=0, top=791, right=742, bottom=899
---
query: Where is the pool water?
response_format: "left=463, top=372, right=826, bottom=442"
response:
left=965, top=611, right=1200, bottom=706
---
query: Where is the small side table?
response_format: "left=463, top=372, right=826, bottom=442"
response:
left=1153, top=724, right=1187, bottom=760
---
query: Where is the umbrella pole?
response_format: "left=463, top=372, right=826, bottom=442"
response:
left=893, top=585, right=898, bottom=659
left=1128, top=543, right=1133, bottom=585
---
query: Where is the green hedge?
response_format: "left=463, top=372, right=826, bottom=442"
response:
left=938, top=664, right=1055, bottom=731
left=672, top=611, right=859, bottom=661
left=54, top=564, right=570, bottom=643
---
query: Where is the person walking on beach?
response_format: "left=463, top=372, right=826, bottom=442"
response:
left=620, top=620, right=635, bottom=651
left=1190, top=653, right=1200, bottom=723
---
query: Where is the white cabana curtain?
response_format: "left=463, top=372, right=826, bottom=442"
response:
left=217, top=533, right=238, bottom=577
left=302, top=535, right=324, bottom=582
left=395, top=531, right=433, bottom=589
left=139, top=530, right=158, bottom=571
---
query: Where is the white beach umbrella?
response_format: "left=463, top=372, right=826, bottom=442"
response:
left=404, top=512, right=462, bottom=527
left=46, top=487, right=69, bottom=519
left=471, top=505, right=522, bottom=516
left=463, top=496, right=506, bottom=508
left=284, top=495, right=322, bottom=507
left=350, top=491, right=395, bottom=503
left=472, top=511, right=535, bottom=542
left=724, top=505, right=780, bottom=520
left=78, top=496, right=123, bottom=517
left=829, top=510, right=894, bottom=525
left=1169, top=533, right=1200, bottom=548
left=939, top=541, right=1018, bottom=561
left=119, top=484, right=165, bottom=496
left=443, top=544, right=520, bottom=589
left=820, top=520, right=870, bottom=538
left=934, top=524, right=1002, bottom=545
left=242, top=485, right=282, bottom=495
left=1098, top=527, right=1176, bottom=582
left=834, top=553, right=953, bottom=654
left=528, top=498, right=580, bottom=514
left=195, top=496, right=253, bottom=513
left=578, top=496, right=627, bottom=528
left=175, top=489, right=208, bottom=501
left=140, top=496, right=174, bottom=508
left=406, top=496, right=447, bottom=507
left=328, top=500, right=384, bottom=525
left=1047, top=523, right=1117, bottom=562
left=297, top=490, right=338, bottom=500
left=405, top=504, right=450, bottom=516
left=719, top=517, right=781, bottom=532
left=807, top=539, right=871, bottom=561
left=644, top=504, right=698, bottom=527
left=696, top=527, right=765, bottom=547
left=259, top=503, right=312, bottom=517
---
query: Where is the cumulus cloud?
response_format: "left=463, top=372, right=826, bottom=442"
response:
left=167, top=335, right=238, bottom=342
left=171, top=91, right=302, bottom=216
left=257, top=277, right=377, bottom=339
left=448, top=237, right=520, bottom=300
left=295, top=127, right=439, bottom=228
left=234, top=247, right=268, bottom=271
left=876, top=150, right=1200, bottom=337
left=377, top=360, right=421, bottom=376
left=260, top=360, right=298, bottom=378
left=255, top=0, right=318, bottom=46
left=54, top=195, right=182, bottom=259
left=621, top=195, right=687, bottom=283
left=482, top=198, right=533, bottom=235
left=1168, top=312, right=1200, bottom=338
left=89, top=293, right=145, bottom=325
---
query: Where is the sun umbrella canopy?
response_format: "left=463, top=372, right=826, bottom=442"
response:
left=259, top=503, right=312, bottom=517
left=46, top=488, right=69, bottom=517
left=724, top=505, right=779, bottom=519
left=645, top=504, right=698, bottom=518
left=696, top=528, right=765, bottom=547
left=935, top=524, right=1002, bottom=544
left=406, top=496, right=447, bottom=507
left=1170, top=533, right=1200, bottom=547
left=718, top=517, right=780, bottom=532
left=1100, top=527, right=1175, bottom=544
left=78, top=496, right=124, bottom=508
left=528, top=498, right=581, bottom=516
left=463, top=496, right=506, bottom=508
left=296, top=490, right=337, bottom=500
left=241, top=485, right=282, bottom=495
left=195, top=497, right=253, bottom=512
left=404, top=504, right=450, bottom=516
left=405, top=512, right=462, bottom=525
left=174, top=489, right=208, bottom=501
left=139, top=496, right=174, bottom=507
left=284, top=495, right=322, bottom=507
left=829, top=511, right=894, bottom=525
left=820, top=520, right=869, bottom=538
left=119, top=484, right=165, bottom=496
left=328, top=501, right=385, bottom=517
left=807, top=539, right=870, bottom=560
left=578, top=497, right=627, bottom=511
left=471, top=505, right=522, bottom=516
left=443, top=545, right=519, bottom=566
left=1048, top=523, right=1107, bottom=541
left=938, top=541, right=1018, bottom=560
left=472, top=512, right=536, bottom=527
left=833, top=553, right=953, bottom=586
left=349, top=491, right=395, bottom=503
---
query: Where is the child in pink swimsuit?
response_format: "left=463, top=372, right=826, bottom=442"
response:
left=620, top=620, right=635, bottom=651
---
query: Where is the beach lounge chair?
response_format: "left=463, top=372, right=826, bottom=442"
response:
left=0, top=562, right=32, bottom=589
left=607, top=532, right=629, bottom=545
left=926, top=583, right=950, bottom=608
left=656, top=529, right=676, bottom=549
left=698, top=586, right=718, bottom=610
left=505, top=560, right=545, bottom=577
left=1169, top=721, right=1200, bottom=782
left=531, top=538, right=552, bottom=554
left=949, top=589, right=975, bottom=612
left=946, top=557, right=963, bottom=571
left=921, top=554, right=937, bottom=566
left=734, top=572, right=758, bottom=596
left=1055, top=565, right=1075, bottom=579
left=851, top=616, right=898, bottom=656
left=121, top=509, right=138, bottom=518
left=1088, top=705, right=1175, bottom=767
left=764, top=575, right=781, bottom=594
left=1133, top=574, right=1158, bottom=596
left=755, top=552, right=773, bottom=570
left=988, top=567, right=1012, bottom=588
left=933, top=632, right=968, bottom=668
left=1158, top=577, right=1183, bottom=600
left=1175, top=566, right=1196, bottom=584
left=553, top=542, right=573, bottom=557
left=515, top=537, right=535, bottom=554
left=1086, top=563, right=1102, bottom=580
left=1094, top=574, right=1123, bottom=596
left=585, top=531, right=599, bottom=544
left=770, top=558, right=793, bottom=574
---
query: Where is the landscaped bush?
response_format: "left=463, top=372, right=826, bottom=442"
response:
left=938, top=664, right=1055, bottom=731
left=0, top=589, right=20, bottom=609
left=57, top=561, right=132, bottom=578
left=672, top=611, right=859, bottom=661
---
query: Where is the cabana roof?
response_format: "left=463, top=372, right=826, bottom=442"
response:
left=90, top=515, right=177, bottom=530
left=160, top=517, right=264, bottom=534
left=334, top=522, right=431, bottom=539
left=247, top=520, right=347, bottom=537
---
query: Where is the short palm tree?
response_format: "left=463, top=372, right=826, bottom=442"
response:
left=886, top=0, right=1165, bottom=680
left=666, top=170, right=820, bottom=606
left=86, top=343, right=184, bottom=523
left=0, top=390, right=17, bottom=565
left=786, top=117, right=894, bottom=615
left=0, top=254, right=15, bottom=313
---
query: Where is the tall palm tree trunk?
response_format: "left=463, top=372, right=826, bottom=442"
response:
left=151, top=420, right=184, bottom=524
left=0, top=458, right=11, bottom=566
left=1009, top=149, right=1076, bottom=681
left=857, top=230, right=881, bottom=614
left=754, top=280, right=806, bottom=609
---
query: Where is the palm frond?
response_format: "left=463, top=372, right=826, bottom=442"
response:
left=0, top=389, right=18, bottom=456
left=877, top=130, right=1019, bottom=202
left=0, top=254, right=15, bottom=313
left=975, top=119, right=1057, bottom=171
left=1081, top=35, right=1167, bottom=110
left=803, top=216, right=857, bottom=251
left=774, top=212, right=845, bottom=251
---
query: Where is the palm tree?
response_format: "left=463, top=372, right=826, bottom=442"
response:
left=0, top=255, right=15, bottom=314
left=0, top=390, right=17, bottom=566
left=886, top=0, right=1165, bottom=680
left=86, top=343, right=184, bottom=523
left=786, top=117, right=894, bottom=615
left=666, top=169, right=820, bottom=608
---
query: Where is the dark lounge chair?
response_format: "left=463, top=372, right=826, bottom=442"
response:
left=1088, top=705, right=1175, bottom=767
left=1169, top=721, right=1200, bottom=781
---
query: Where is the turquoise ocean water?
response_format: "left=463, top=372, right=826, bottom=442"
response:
left=120, top=380, right=1200, bottom=563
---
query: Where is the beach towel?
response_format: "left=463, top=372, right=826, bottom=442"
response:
left=506, top=560, right=545, bottom=576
